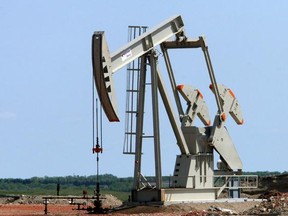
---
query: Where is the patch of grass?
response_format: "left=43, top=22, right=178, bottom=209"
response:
left=0, top=189, right=130, bottom=202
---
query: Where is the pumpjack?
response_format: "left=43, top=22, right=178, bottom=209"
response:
left=92, top=15, right=257, bottom=203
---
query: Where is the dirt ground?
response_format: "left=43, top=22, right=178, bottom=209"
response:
left=1, top=174, right=288, bottom=215
left=0, top=200, right=262, bottom=216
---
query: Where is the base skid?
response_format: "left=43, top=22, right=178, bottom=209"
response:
left=164, top=188, right=217, bottom=202
left=131, top=189, right=165, bottom=203
left=130, top=188, right=218, bottom=203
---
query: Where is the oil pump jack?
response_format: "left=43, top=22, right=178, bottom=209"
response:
left=92, top=15, right=257, bottom=203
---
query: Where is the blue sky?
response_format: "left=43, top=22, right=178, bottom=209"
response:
left=0, top=1, right=287, bottom=178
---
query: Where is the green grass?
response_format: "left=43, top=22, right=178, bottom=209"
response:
left=0, top=188, right=130, bottom=202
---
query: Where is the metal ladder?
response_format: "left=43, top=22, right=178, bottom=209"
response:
left=123, top=26, right=148, bottom=154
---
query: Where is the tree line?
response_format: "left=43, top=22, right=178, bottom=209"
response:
left=0, top=171, right=287, bottom=198
left=0, top=174, right=133, bottom=196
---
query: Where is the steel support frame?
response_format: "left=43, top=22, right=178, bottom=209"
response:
left=150, top=51, right=162, bottom=190
left=133, top=55, right=147, bottom=190
left=162, top=37, right=224, bottom=117
left=132, top=51, right=163, bottom=194
left=162, top=37, right=243, bottom=171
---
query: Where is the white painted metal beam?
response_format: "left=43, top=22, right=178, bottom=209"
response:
left=92, top=15, right=185, bottom=122
left=111, top=15, right=184, bottom=73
